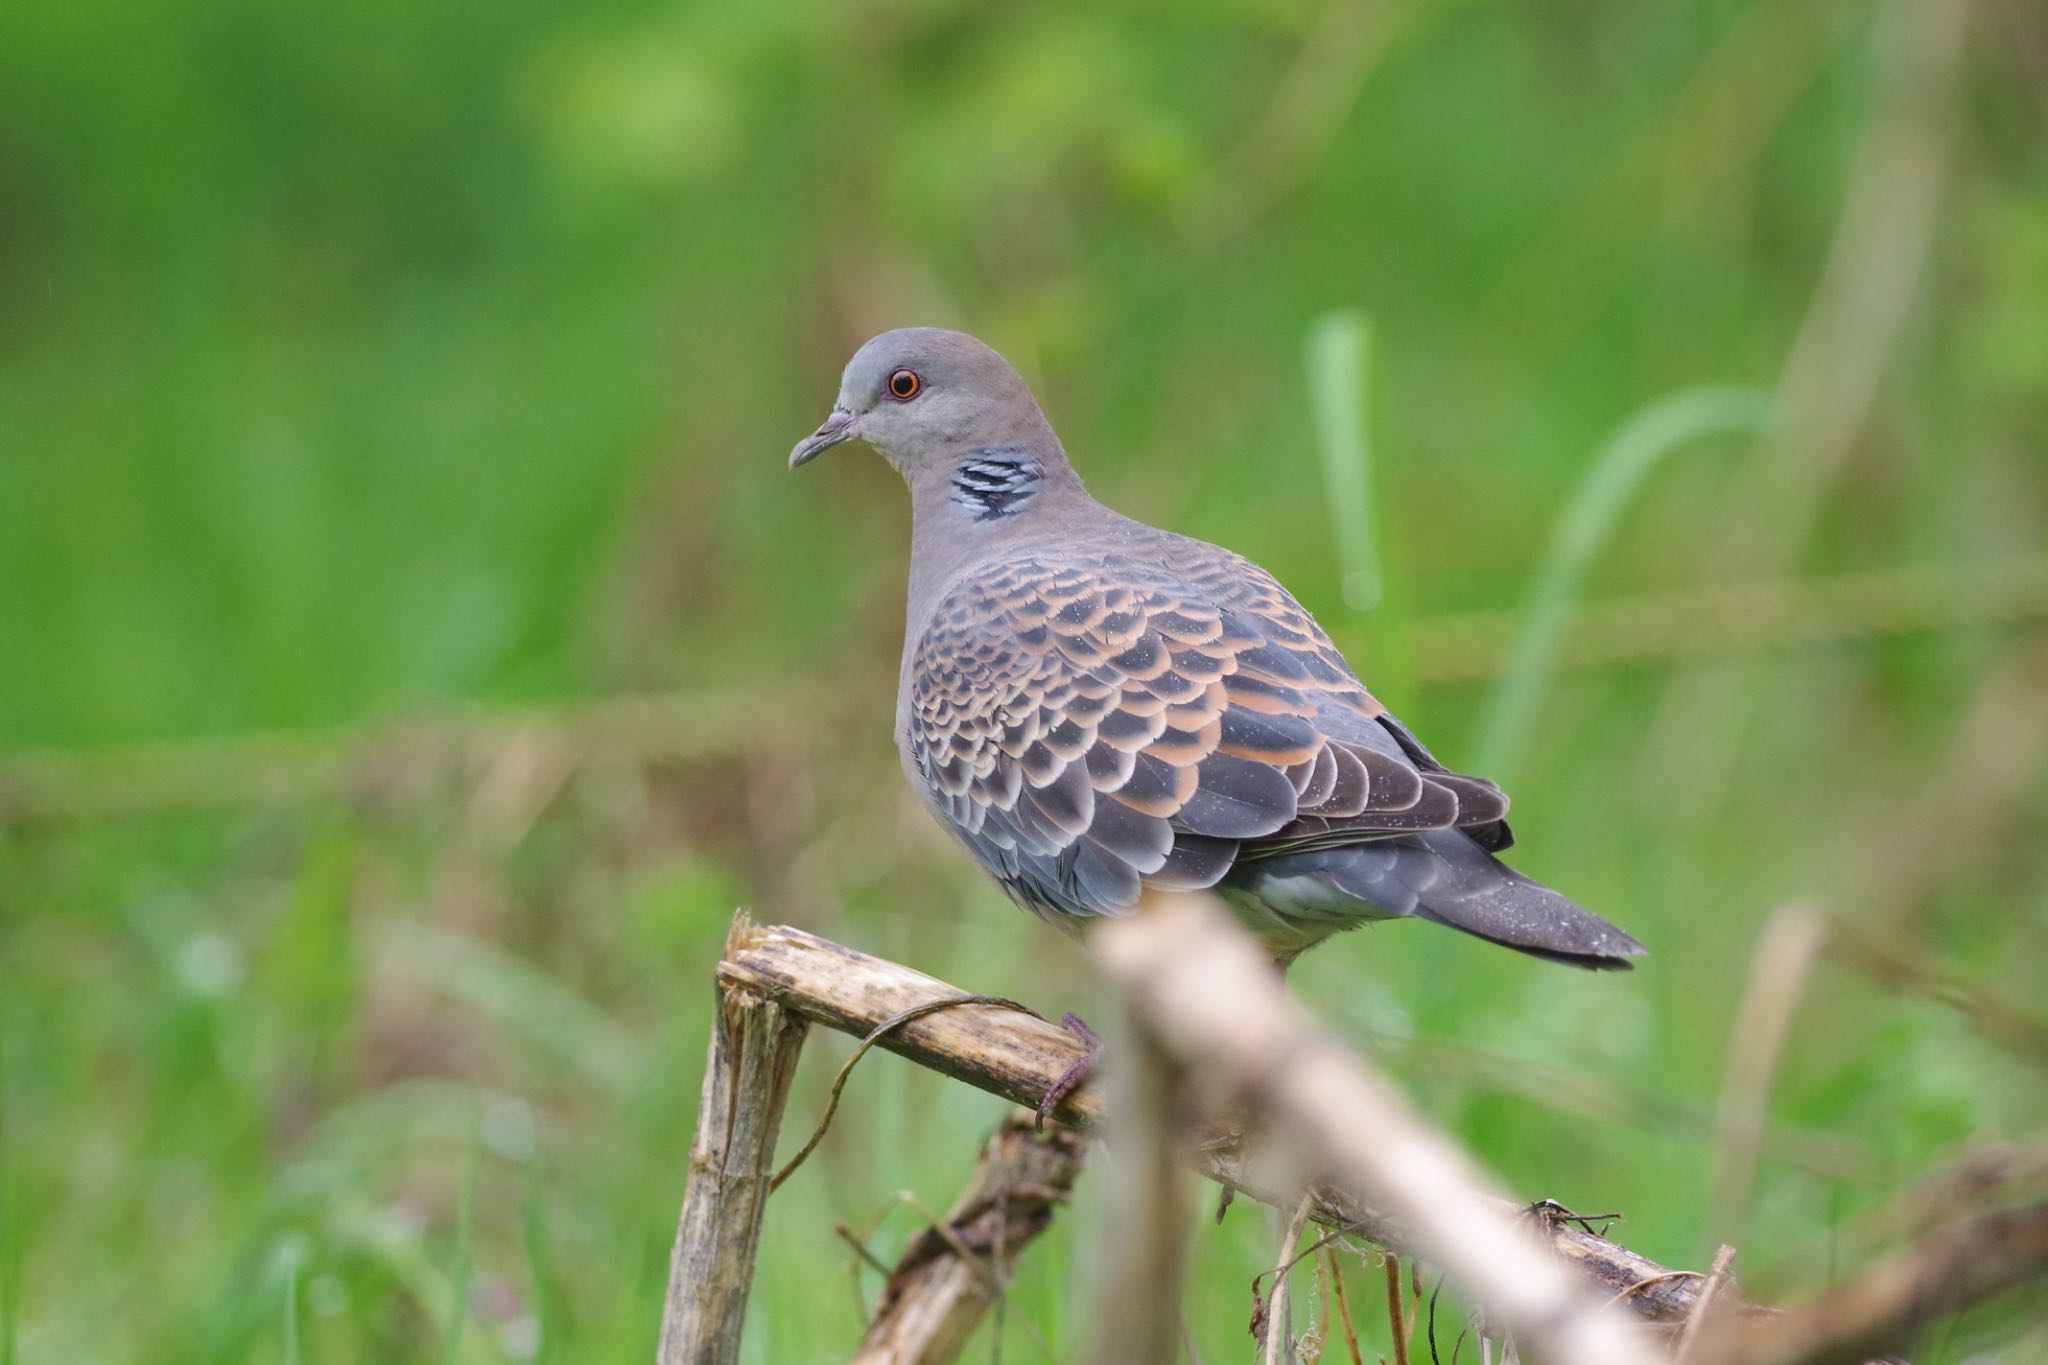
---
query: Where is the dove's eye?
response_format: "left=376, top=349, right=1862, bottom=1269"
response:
left=886, top=369, right=923, bottom=401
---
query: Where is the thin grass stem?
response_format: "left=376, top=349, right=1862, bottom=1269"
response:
left=446, top=1111, right=480, bottom=1365
left=284, top=1240, right=302, bottom=1365
left=524, top=1148, right=560, bottom=1365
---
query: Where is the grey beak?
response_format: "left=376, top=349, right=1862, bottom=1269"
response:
left=789, top=408, right=858, bottom=468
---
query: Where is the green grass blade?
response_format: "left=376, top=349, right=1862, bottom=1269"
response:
left=283, top=1240, right=302, bottom=1365
left=1477, top=388, right=1774, bottom=784
left=524, top=1141, right=560, bottom=1365
left=1306, top=311, right=1384, bottom=614
left=1306, top=310, right=1419, bottom=710
left=445, top=1110, right=480, bottom=1365
left=0, top=1025, right=14, bottom=1365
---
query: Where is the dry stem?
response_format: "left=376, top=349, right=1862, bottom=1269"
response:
left=1692, top=1203, right=2048, bottom=1365
left=850, top=1110, right=1086, bottom=1365
left=658, top=951, right=810, bottom=1365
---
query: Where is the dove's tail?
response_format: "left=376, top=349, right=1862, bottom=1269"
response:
left=1228, top=828, right=1646, bottom=970
left=1404, top=831, right=1645, bottom=970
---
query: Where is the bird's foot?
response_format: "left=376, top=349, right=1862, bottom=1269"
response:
left=1523, top=1198, right=1622, bottom=1238
left=1036, top=1012, right=1100, bottom=1130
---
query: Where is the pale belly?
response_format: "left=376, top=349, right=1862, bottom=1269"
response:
left=1215, top=874, right=1398, bottom=969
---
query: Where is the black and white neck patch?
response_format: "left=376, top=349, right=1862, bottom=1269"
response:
left=949, top=449, right=1042, bottom=522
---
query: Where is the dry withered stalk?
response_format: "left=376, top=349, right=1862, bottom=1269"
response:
left=850, top=1110, right=1086, bottom=1365
left=658, top=948, right=810, bottom=1365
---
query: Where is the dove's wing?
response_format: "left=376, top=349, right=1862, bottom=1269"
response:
left=904, top=544, right=1508, bottom=921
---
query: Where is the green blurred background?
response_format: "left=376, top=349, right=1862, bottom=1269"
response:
left=5, top=0, right=2047, bottom=1359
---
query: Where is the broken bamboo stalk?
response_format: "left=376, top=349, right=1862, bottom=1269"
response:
left=659, top=933, right=811, bottom=1365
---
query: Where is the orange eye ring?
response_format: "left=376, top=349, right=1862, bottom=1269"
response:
left=885, top=368, right=923, bottom=401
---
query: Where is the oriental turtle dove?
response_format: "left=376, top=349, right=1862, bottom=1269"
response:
left=791, top=328, right=1644, bottom=970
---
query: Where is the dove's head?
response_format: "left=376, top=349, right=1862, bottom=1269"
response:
left=789, top=328, right=1060, bottom=473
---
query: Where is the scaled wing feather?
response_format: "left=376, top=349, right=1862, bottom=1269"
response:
left=907, top=543, right=1508, bottom=919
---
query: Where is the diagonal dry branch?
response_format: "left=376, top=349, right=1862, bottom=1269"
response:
left=1092, top=895, right=1667, bottom=1365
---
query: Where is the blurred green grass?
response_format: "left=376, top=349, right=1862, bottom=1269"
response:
left=4, top=0, right=2048, bottom=1360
